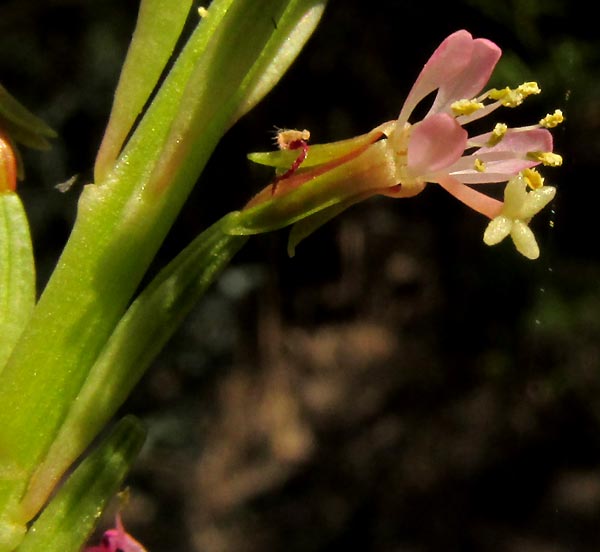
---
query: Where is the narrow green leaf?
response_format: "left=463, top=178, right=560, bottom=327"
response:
left=115, top=0, right=329, bottom=204
left=0, top=192, right=35, bottom=372
left=0, top=84, right=56, bottom=151
left=16, top=416, right=145, bottom=552
left=94, top=0, right=194, bottom=181
left=228, top=0, right=326, bottom=122
left=19, top=213, right=247, bottom=520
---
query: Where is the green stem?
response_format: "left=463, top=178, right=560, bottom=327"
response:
left=20, top=213, right=247, bottom=520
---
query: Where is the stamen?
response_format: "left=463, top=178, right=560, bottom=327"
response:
left=528, top=151, right=563, bottom=167
left=539, top=109, right=564, bottom=128
left=451, top=99, right=485, bottom=117
left=487, top=122, right=508, bottom=146
left=488, top=82, right=541, bottom=107
left=521, top=168, right=544, bottom=189
left=474, top=158, right=486, bottom=172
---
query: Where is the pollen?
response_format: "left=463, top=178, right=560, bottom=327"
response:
left=198, top=6, right=209, bottom=17
left=539, top=109, right=564, bottom=128
left=487, top=123, right=508, bottom=146
left=488, top=82, right=541, bottom=107
left=275, top=128, right=311, bottom=150
left=528, top=151, right=563, bottom=167
left=451, top=99, right=485, bottom=116
left=474, top=158, right=486, bottom=172
left=521, top=168, right=544, bottom=189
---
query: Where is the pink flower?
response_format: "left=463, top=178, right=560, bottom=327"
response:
left=243, top=30, right=563, bottom=258
left=86, top=514, right=147, bottom=552
left=381, top=29, right=560, bottom=221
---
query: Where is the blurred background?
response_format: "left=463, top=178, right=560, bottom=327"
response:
left=1, top=0, right=599, bottom=550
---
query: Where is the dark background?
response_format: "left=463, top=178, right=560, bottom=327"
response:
left=1, top=1, right=599, bottom=550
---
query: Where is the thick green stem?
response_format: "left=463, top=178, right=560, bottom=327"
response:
left=20, top=213, right=247, bottom=520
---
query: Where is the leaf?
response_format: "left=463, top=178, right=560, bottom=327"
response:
left=16, top=417, right=145, bottom=552
left=228, top=0, right=327, bottom=123
left=0, top=84, right=56, bottom=151
left=0, top=192, right=35, bottom=372
left=94, top=0, right=194, bottom=181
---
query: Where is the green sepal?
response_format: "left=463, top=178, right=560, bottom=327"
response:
left=15, top=416, right=145, bottom=552
left=232, top=138, right=394, bottom=236
left=247, top=123, right=389, bottom=169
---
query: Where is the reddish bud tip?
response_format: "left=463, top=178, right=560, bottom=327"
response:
left=0, top=131, right=17, bottom=193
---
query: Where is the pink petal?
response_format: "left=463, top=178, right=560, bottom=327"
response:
left=451, top=166, right=536, bottom=184
left=473, top=128, right=553, bottom=155
left=436, top=176, right=503, bottom=219
left=448, top=150, right=524, bottom=171
left=408, top=113, right=467, bottom=177
left=448, top=150, right=540, bottom=183
left=450, top=128, right=555, bottom=181
left=398, top=30, right=474, bottom=125
left=429, top=38, right=501, bottom=115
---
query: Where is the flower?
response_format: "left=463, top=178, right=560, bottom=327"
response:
left=240, top=30, right=562, bottom=258
left=483, top=171, right=556, bottom=259
left=380, top=30, right=560, bottom=218
left=85, top=513, right=147, bottom=552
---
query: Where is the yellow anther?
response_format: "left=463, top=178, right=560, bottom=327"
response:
left=487, top=122, right=508, bottom=146
left=488, top=82, right=541, bottom=107
left=451, top=99, right=484, bottom=117
left=517, top=82, right=541, bottom=96
left=198, top=6, right=209, bottom=17
left=528, top=151, right=563, bottom=167
left=521, top=168, right=544, bottom=190
left=474, top=158, right=486, bottom=172
left=539, top=109, right=564, bottom=128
